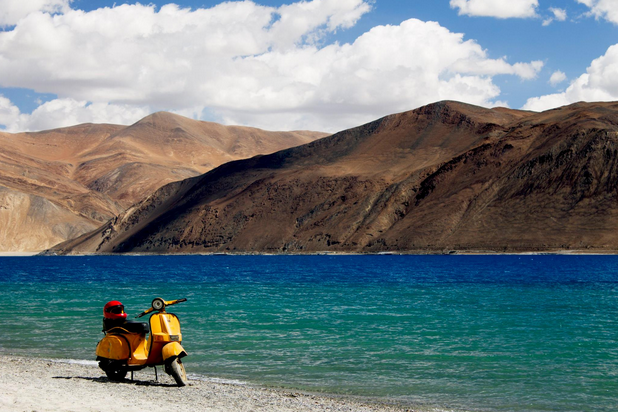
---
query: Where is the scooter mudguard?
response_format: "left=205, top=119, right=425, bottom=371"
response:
left=161, top=342, right=187, bottom=362
left=96, top=335, right=130, bottom=360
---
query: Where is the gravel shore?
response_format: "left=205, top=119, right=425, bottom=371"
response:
left=0, top=356, right=418, bottom=412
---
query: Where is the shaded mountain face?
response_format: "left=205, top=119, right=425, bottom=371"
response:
left=0, top=113, right=326, bottom=252
left=49, top=100, right=618, bottom=255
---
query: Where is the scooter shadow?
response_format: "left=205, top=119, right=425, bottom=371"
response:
left=53, top=376, right=181, bottom=387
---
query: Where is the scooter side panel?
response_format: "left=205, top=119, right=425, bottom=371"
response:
left=95, top=335, right=130, bottom=360
left=124, top=333, right=149, bottom=365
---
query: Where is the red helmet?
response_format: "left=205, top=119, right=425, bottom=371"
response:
left=103, top=300, right=127, bottom=320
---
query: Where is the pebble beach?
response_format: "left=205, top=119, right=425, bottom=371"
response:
left=0, top=356, right=415, bottom=412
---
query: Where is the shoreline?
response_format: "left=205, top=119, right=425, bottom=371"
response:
left=7, top=249, right=618, bottom=257
left=0, top=252, right=39, bottom=257
left=0, top=355, right=422, bottom=412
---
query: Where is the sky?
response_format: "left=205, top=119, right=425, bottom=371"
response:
left=0, top=0, right=617, bottom=133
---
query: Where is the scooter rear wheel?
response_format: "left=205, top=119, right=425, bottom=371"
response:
left=104, top=368, right=128, bottom=381
left=168, top=358, right=187, bottom=387
left=99, top=359, right=128, bottom=381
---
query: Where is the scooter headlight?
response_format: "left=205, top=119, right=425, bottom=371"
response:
left=152, top=298, right=165, bottom=311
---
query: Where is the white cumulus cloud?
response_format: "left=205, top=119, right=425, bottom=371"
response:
left=0, top=0, right=543, bottom=132
left=549, top=70, right=567, bottom=86
left=0, top=95, right=23, bottom=130
left=4, top=99, right=150, bottom=132
left=577, top=0, right=618, bottom=24
left=0, top=0, right=71, bottom=26
left=543, top=7, right=567, bottom=25
left=550, top=7, right=568, bottom=21
left=523, top=44, right=618, bottom=111
left=450, top=0, right=539, bottom=18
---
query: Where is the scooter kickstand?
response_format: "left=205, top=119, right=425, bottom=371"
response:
left=131, top=371, right=134, bottom=381
left=154, top=366, right=158, bottom=382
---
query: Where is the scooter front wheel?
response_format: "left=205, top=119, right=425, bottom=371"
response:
left=168, top=358, right=187, bottom=387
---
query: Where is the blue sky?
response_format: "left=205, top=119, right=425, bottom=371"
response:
left=0, top=0, right=617, bottom=132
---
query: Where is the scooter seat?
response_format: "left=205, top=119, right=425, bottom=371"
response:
left=122, top=320, right=150, bottom=334
left=103, top=319, right=149, bottom=334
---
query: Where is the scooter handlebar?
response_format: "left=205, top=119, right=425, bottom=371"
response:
left=135, top=298, right=186, bottom=318
left=136, top=307, right=154, bottom=318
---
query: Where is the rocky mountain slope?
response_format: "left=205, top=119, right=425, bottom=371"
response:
left=48, top=100, right=618, bottom=255
left=0, top=113, right=326, bottom=252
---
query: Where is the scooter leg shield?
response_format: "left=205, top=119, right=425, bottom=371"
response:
left=161, top=342, right=187, bottom=362
left=96, top=335, right=131, bottom=360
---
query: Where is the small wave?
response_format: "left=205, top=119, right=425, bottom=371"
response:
left=189, top=374, right=248, bottom=386
left=50, top=358, right=98, bottom=366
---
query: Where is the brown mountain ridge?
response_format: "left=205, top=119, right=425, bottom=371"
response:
left=47, top=100, right=618, bottom=255
left=0, top=113, right=327, bottom=252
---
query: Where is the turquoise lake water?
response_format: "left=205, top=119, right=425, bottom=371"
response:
left=1, top=255, right=617, bottom=411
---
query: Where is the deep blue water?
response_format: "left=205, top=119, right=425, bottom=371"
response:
left=1, top=255, right=617, bottom=412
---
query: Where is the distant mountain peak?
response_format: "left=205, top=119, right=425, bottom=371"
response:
left=0, top=113, right=326, bottom=252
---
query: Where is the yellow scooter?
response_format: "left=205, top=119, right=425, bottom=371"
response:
left=95, top=297, right=188, bottom=386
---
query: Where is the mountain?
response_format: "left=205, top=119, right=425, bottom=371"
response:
left=0, top=113, right=327, bottom=252
left=49, top=100, right=618, bottom=255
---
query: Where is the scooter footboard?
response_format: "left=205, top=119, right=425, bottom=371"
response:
left=161, top=342, right=187, bottom=362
